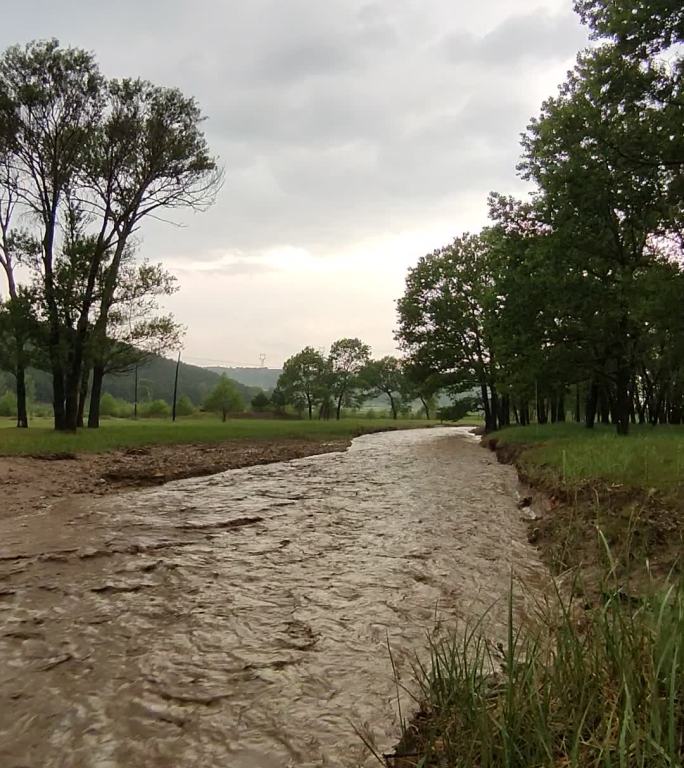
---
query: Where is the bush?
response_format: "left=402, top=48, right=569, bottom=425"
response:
left=138, top=399, right=171, bottom=418
left=175, top=395, right=195, bottom=416
left=0, top=390, right=17, bottom=417
left=99, top=393, right=134, bottom=418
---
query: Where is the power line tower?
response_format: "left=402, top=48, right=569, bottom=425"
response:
left=259, top=353, right=266, bottom=368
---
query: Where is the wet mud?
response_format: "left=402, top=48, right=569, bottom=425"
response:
left=0, top=428, right=545, bottom=767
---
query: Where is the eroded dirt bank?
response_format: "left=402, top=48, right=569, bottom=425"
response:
left=0, top=428, right=545, bottom=767
left=0, top=438, right=349, bottom=521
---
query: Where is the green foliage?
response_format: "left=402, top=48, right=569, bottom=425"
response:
left=138, top=399, right=171, bottom=419
left=328, top=338, right=371, bottom=419
left=203, top=375, right=244, bottom=421
left=438, top=397, right=479, bottom=422
left=361, top=356, right=404, bottom=419
left=0, top=389, right=17, bottom=416
left=277, top=347, right=328, bottom=419
left=175, top=395, right=195, bottom=417
left=250, top=391, right=270, bottom=412
left=98, top=393, right=134, bottom=419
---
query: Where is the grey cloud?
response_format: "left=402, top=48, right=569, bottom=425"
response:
left=443, top=9, right=587, bottom=66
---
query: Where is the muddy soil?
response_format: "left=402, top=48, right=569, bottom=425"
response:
left=0, top=438, right=349, bottom=521
left=0, top=428, right=545, bottom=767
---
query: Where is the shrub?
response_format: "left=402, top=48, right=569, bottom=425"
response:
left=138, top=399, right=171, bottom=418
left=175, top=395, right=195, bottom=416
left=0, top=390, right=17, bottom=417
left=99, top=393, right=134, bottom=418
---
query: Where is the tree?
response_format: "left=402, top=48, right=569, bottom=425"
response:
left=328, top=338, right=371, bottom=420
left=204, top=375, right=244, bottom=421
left=401, top=362, right=443, bottom=419
left=251, top=391, right=270, bottom=412
left=86, top=259, right=183, bottom=428
left=397, top=234, right=501, bottom=431
left=362, top=357, right=404, bottom=419
left=0, top=40, right=221, bottom=431
left=277, top=347, right=327, bottom=420
left=519, top=35, right=683, bottom=433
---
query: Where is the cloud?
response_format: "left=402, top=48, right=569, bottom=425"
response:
left=0, top=0, right=588, bottom=364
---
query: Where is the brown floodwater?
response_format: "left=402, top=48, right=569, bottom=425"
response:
left=0, top=427, right=544, bottom=768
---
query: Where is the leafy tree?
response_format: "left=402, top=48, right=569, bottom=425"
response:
left=86, top=257, right=183, bottom=427
left=175, top=395, right=195, bottom=417
left=362, top=356, right=404, bottom=419
left=251, top=391, right=270, bottom=412
left=204, top=375, right=244, bottom=421
left=519, top=33, right=683, bottom=433
left=328, top=338, right=371, bottom=420
left=277, top=347, right=327, bottom=420
left=397, top=234, right=501, bottom=431
left=0, top=40, right=220, bottom=431
left=401, top=362, right=443, bottom=420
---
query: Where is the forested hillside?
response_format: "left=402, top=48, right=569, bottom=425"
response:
left=0, top=357, right=260, bottom=410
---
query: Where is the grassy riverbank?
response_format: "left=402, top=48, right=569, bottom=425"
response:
left=390, top=423, right=684, bottom=767
left=0, top=416, right=441, bottom=456
left=491, top=422, right=684, bottom=494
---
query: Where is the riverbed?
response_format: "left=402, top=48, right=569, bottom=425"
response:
left=0, top=427, right=544, bottom=767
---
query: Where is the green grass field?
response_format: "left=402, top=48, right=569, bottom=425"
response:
left=493, top=422, right=684, bottom=493
left=0, top=415, right=441, bottom=456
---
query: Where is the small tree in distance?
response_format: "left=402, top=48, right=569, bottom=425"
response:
left=251, top=391, right=270, bottom=412
left=204, top=375, right=244, bottom=422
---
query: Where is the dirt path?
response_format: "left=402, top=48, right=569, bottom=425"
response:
left=0, top=438, right=349, bottom=521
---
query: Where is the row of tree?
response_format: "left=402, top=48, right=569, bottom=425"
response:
left=274, top=339, right=444, bottom=420
left=0, top=40, right=220, bottom=431
left=397, top=0, right=683, bottom=435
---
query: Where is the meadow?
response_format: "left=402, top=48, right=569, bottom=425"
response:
left=492, top=422, right=684, bottom=493
left=0, top=415, right=443, bottom=456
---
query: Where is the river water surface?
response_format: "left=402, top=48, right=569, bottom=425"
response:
left=0, top=427, right=544, bottom=767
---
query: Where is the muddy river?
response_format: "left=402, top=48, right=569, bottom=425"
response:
left=0, top=427, right=544, bottom=767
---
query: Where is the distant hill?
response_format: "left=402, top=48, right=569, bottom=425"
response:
left=3, top=357, right=261, bottom=408
left=207, top=367, right=281, bottom=391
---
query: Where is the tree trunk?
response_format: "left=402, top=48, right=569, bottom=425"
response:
left=614, top=365, right=631, bottom=436
left=88, top=365, right=105, bottom=429
left=585, top=380, right=598, bottom=429
left=419, top=397, right=430, bottom=420
left=574, top=384, right=581, bottom=423
left=388, top=393, right=398, bottom=419
left=536, top=394, right=548, bottom=424
left=308, top=396, right=313, bottom=420
left=335, top=394, right=343, bottom=420
left=14, top=358, right=29, bottom=429
left=556, top=392, right=566, bottom=422
left=77, top=365, right=90, bottom=428
left=480, top=383, right=492, bottom=431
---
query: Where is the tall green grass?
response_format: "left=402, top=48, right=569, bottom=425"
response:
left=399, top=576, right=683, bottom=767
left=494, top=423, right=684, bottom=493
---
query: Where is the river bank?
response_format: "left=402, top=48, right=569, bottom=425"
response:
left=0, top=437, right=349, bottom=521
left=0, top=420, right=441, bottom=521
left=388, top=424, right=683, bottom=767
left=486, top=424, right=683, bottom=592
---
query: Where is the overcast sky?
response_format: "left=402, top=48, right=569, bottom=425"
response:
left=2, top=1, right=588, bottom=368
